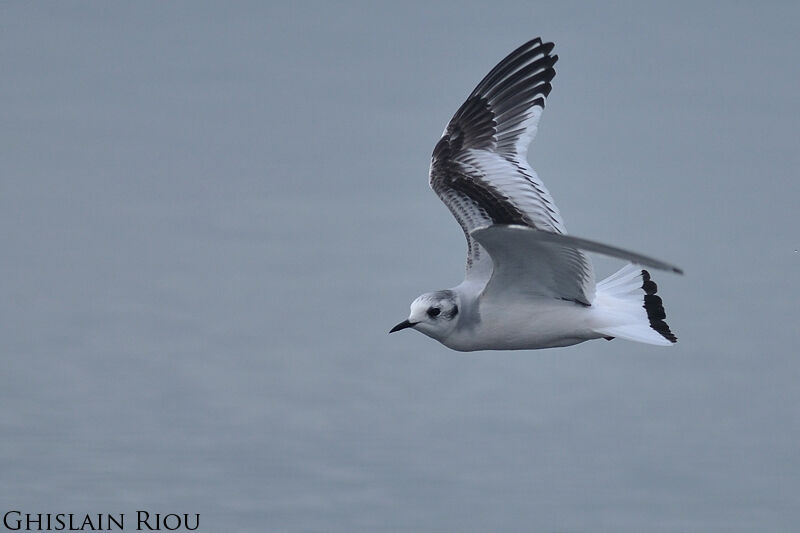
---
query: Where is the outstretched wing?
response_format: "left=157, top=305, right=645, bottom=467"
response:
left=429, top=38, right=582, bottom=286
left=471, top=225, right=683, bottom=305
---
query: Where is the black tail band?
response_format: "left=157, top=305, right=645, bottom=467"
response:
left=642, top=270, right=677, bottom=343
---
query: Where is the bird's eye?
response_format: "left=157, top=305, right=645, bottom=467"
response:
left=427, top=307, right=441, bottom=318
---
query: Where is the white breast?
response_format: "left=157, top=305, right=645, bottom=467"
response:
left=444, top=299, right=602, bottom=351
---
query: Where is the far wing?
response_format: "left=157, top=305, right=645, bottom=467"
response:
left=429, top=38, right=564, bottom=282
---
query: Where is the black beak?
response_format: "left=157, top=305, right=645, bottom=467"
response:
left=389, top=319, right=416, bottom=333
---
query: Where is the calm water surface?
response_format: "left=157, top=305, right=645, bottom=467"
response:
left=2, top=3, right=799, bottom=532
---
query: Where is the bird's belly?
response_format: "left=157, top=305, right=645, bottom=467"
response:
left=445, top=300, right=601, bottom=351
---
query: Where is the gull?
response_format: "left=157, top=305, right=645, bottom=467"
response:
left=390, top=38, right=682, bottom=351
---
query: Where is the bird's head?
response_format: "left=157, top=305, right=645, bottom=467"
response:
left=390, top=290, right=460, bottom=341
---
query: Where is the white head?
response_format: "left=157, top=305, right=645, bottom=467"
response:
left=390, top=290, right=460, bottom=342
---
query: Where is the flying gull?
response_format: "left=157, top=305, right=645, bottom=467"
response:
left=391, top=38, right=682, bottom=351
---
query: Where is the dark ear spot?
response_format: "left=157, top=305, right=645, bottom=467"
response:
left=452, top=305, right=458, bottom=316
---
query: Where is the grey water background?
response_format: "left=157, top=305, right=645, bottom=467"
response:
left=2, top=2, right=799, bottom=531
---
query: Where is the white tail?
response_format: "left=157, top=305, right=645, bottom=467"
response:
left=592, top=264, right=677, bottom=346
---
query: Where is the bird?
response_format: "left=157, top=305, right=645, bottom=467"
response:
left=390, top=38, right=682, bottom=351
